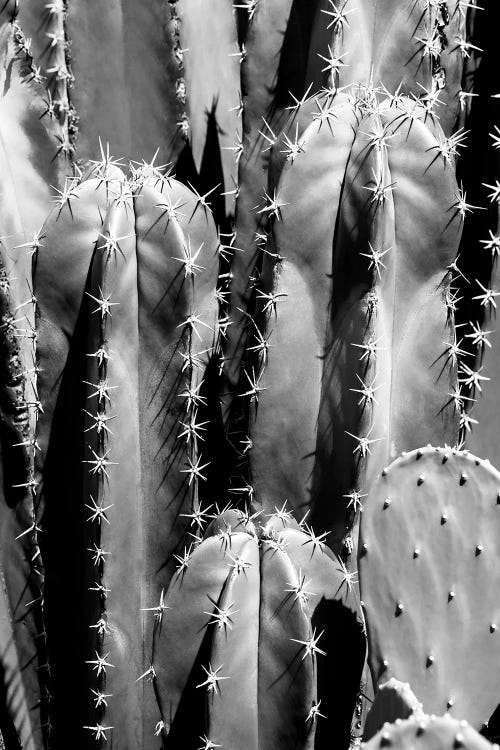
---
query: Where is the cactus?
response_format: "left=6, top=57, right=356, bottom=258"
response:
left=0, top=0, right=497, bottom=748
left=153, top=508, right=366, bottom=749
left=359, top=446, right=500, bottom=729
left=363, top=679, right=424, bottom=741
left=242, top=90, right=462, bottom=553
left=33, top=165, right=220, bottom=744
left=362, top=714, right=497, bottom=750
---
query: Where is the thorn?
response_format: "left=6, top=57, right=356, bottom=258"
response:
left=255, top=189, right=288, bottom=221
left=85, top=496, right=114, bottom=524
left=301, top=525, right=330, bottom=554
left=83, top=447, right=118, bottom=478
left=136, top=665, right=157, bottom=683
left=90, top=689, right=112, bottom=708
left=238, top=367, right=267, bottom=403
left=227, top=553, right=252, bottom=575
left=172, top=239, right=206, bottom=278
left=306, top=700, right=326, bottom=723
left=459, top=362, right=490, bottom=392
left=83, top=725, right=113, bottom=742
left=343, top=489, right=367, bottom=512
left=360, top=242, right=392, bottom=278
left=180, top=455, right=210, bottom=485
left=196, top=663, right=229, bottom=694
left=291, top=628, right=326, bottom=660
left=204, top=600, right=239, bottom=631
left=173, top=546, right=193, bottom=573
left=85, top=651, right=114, bottom=676
left=320, top=0, right=355, bottom=30
left=351, top=336, right=385, bottom=361
left=345, top=425, right=383, bottom=458
left=141, top=589, right=169, bottom=622
left=317, top=47, right=348, bottom=76
left=472, top=279, right=500, bottom=310
left=284, top=83, right=313, bottom=113
left=285, top=570, right=314, bottom=605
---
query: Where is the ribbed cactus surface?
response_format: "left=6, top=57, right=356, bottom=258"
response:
left=0, top=0, right=498, bottom=749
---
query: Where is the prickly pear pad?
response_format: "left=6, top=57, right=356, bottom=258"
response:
left=362, top=714, right=497, bottom=750
left=359, top=446, right=500, bottom=729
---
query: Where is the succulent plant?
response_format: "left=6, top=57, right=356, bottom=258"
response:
left=359, top=446, right=500, bottom=730
left=362, top=714, right=497, bottom=750
left=0, top=0, right=497, bottom=748
left=153, top=508, right=366, bottom=749
left=363, top=679, right=424, bottom=741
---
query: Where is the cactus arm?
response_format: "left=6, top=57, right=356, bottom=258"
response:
left=248, top=97, right=461, bottom=553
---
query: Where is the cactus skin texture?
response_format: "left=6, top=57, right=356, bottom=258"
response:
left=80, top=175, right=219, bottom=748
left=245, top=90, right=461, bottom=552
left=153, top=509, right=366, bottom=750
left=33, top=164, right=220, bottom=745
left=359, top=446, right=500, bottom=729
left=362, top=714, right=498, bottom=750
left=363, top=679, right=424, bottom=741
left=0, top=0, right=495, bottom=748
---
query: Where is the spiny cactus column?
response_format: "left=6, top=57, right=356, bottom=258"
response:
left=362, top=714, right=498, bottom=750
left=33, top=164, right=125, bottom=744
left=309, top=0, right=470, bottom=136
left=79, top=171, right=219, bottom=748
left=243, top=91, right=462, bottom=554
left=153, top=508, right=366, bottom=750
left=359, top=446, right=500, bottom=729
left=0, top=3, right=69, bottom=745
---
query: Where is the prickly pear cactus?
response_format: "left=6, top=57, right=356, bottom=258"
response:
left=359, top=446, right=500, bottom=729
left=363, top=679, right=424, bottom=741
left=362, top=714, right=497, bottom=750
